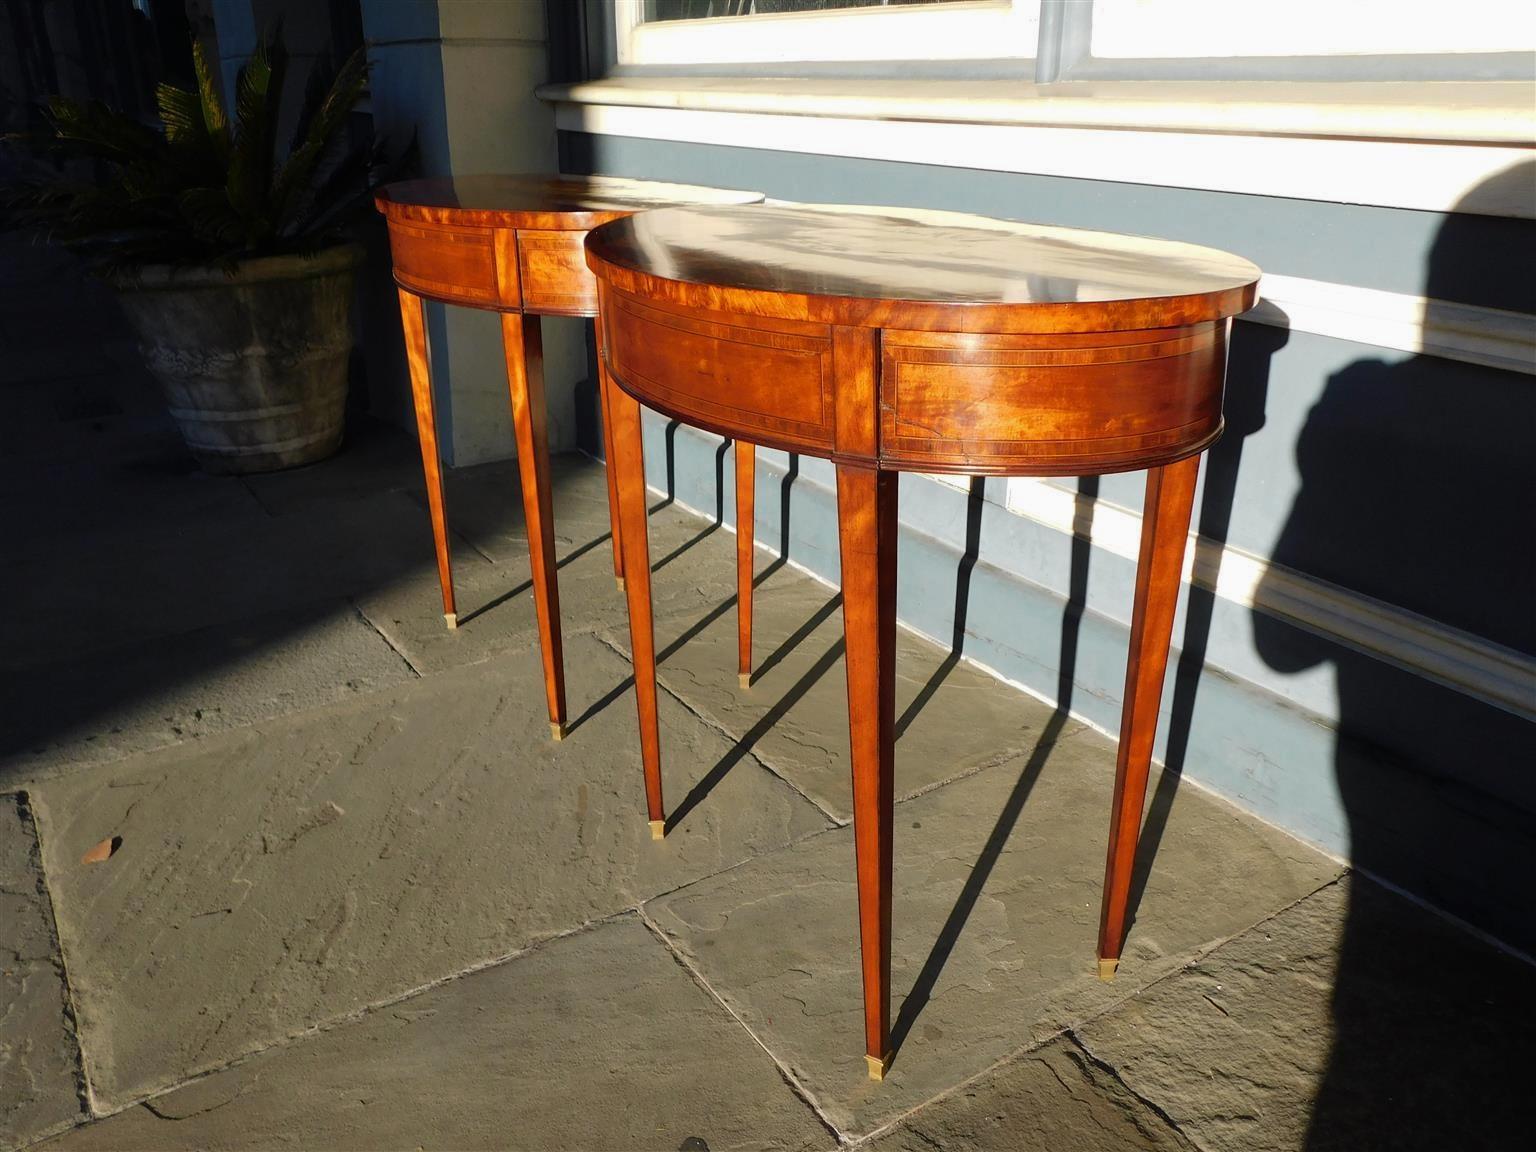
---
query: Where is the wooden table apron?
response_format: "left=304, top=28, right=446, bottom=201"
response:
left=374, top=177, right=762, bottom=740
left=584, top=203, right=1260, bottom=1080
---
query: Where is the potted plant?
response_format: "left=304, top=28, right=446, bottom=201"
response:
left=4, top=36, right=392, bottom=473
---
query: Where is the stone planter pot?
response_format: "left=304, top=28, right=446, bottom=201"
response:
left=114, top=244, right=362, bottom=474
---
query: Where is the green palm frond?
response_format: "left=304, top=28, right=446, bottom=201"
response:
left=37, top=96, right=166, bottom=166
left=176, top=186, right=245, bottom=247
left=226, top=34, right=286, bottom=231
left=271, top=46, right=367, bottom=233
left=192, top=39, right=230, bottom=158
left=157, top=83, right=203, bottom=146
left=2, top=29, right=403, bottom=268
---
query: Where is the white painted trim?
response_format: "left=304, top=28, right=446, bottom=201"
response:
left=613, top=0, right=645, bottom=66
left=549, top=99, right=1535, bottom=218
left=999, top=477, right=1536, bottom=722
left=621, top=1, right=1039, bottom=67
left=1249, top=274, right=1536, bottom=375
left=543, top=78, right=1536, bottom=146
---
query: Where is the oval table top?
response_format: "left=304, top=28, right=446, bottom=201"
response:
left=375, top=174, right=763, bottom=231
left=586, top=202, right=1261, bottom=333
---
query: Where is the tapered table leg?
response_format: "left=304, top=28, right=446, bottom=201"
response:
left=1097, top=454, right=1201, bottom=978
left=502, top=313, right=567, bottom=741
left=836, top=464, right=899, bottom=1080
left=610, top=382, right=666, bottom=840
left=736, top=441, right=756, bottom=688
left=595, top=322, right=626, bottom=591
left=397, top=288, right=456, bottom=630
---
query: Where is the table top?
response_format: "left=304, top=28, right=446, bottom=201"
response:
left=585, top=202, right=1260, bottom=332
left=376, top=174, right=763, bottom=231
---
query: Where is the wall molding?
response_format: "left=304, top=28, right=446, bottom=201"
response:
left=998, top=477, right=1536, bottom=722
left=549, top=97, right=1535, bottom=218
left=1250, top=274, right=1535, bottom=375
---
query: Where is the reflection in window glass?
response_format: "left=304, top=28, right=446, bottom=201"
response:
left=648, top=0, right=965, bottom=21
left=1090, top=0, right=1536, bottom=56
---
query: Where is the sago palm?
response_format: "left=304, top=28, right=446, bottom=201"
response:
left=3, top=33, right=394, bottom=268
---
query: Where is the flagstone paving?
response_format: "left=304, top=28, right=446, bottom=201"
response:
left=641, top=725, right=1340, bottom=1137
left=1074, top=878, right=1536, bottom=1152
left=35, top=916, right=831, bottom=1152
left=28, top=634, right=829, bottom=1109
left=0, top=796, right=83, bottom=1149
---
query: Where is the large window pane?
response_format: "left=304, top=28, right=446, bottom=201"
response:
left=624, top=0, right=1034, bottom=64
left=1091, top=0, right=1536, bottom=58
left=648, top=0, right=968, bottom=22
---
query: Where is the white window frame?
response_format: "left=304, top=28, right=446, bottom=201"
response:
left=1088, top=0, right=1536, bottom=59
left=615, top=0, right=1041, bottom=67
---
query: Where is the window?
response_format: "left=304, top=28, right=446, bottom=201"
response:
left=614, top=0, right=1041, bottom=66
left=612, top=0, right=1533, bottom=79
left=1089, top=0, right=1536, bottom=59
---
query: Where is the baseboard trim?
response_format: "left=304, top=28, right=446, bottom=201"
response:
left=1000, top=477, right=1535, bottom=723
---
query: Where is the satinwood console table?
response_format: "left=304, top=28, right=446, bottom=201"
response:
left=375, top=175, right=762, bottom=740
left=585, top=203, right=1259, bottom=1079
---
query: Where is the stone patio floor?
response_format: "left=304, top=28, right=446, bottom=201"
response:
left=3, top=238, right=1534, bottom=1151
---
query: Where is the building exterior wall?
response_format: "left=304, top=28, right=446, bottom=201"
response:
left=356, top=0, right=586, bottom=465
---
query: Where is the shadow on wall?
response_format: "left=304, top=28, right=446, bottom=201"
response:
left=1252, top=160, right=1536, bottom=1150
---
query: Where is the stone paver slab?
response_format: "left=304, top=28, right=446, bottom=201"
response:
left=1076, top=878, right=1536, bottom=1152
left=360, top=468, right=743, bottom=677
left=2, top=602, right=416, bottom=782
left=614, top=576, right=1059, bottom=822
left=1, top=490, right=437, bottom=668
left=414, top=454, right=623, bottom=565
left=30, top=635, right=829, bottom=1108
left=1, top=450, right=263, bottom=546
left=42, top=915, right=831, bottom=1152
left=646, top=730, right=1341, bottom=1135
left=236, top=421, right=425, bottom=516
left=1, top=794, right=85, bottom=1148
left=867, top=1036, right=1194, bottom=1152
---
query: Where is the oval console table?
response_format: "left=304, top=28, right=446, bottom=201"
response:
left=585, top=203, right=1260, bottom=1078
left=376, top=175, right=762, bottom=740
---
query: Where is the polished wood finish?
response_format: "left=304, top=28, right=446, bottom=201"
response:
left=516, top=230, right=599, bottom=316
left=376, top=176, right=763, bottom=733
left=377, top=173, right=763, bottom=232
left=396, top=288, right=455, bottom=626
left=836, top=464, right=899, bottom=1079
left=502, top=312, right=566, bottom=737
left=594, top=319, right=626, bottom=588
left=588, top=201, right=1259, bottom=1076
left=586, top=202, right=1258, bottom=335
left=388, top=219, right=501, bottom=308
left=735, top=440, right=756, bottom=686
left=878, top=324, right=1225, bottom=475
left=609, top=363, right=664, bottom=828
left=603, top=290, right=836, bottom=455
left=1096, top=454, right=1201, bottom=973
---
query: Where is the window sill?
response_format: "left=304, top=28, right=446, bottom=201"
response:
left=540, top=77, right=1535, bottom=217
left=537, top=77, right=1536, bottom=145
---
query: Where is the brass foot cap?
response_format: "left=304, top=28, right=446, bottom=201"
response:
left=550, top=721, right=566, bottom=742
left=865, top=1053, right=892, bottom=1082
left=616, top=576, right=627, bottom=592
left=1097, top=957, right=1120, bottom=982
left=649, top=820, right=666, bottom=841
left=738, top=672, right=752, bottom=690
left=444, top=612, right=458, bottom=631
